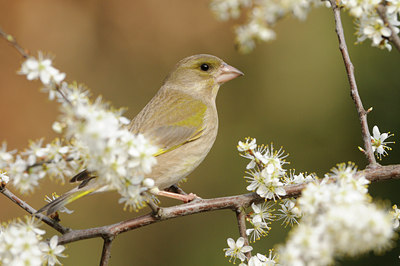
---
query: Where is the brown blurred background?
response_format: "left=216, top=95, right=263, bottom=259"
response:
left=0, top=1, right=400, bottom=265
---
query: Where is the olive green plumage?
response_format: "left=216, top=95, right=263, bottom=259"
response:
left=38, top=54, right=243, bottom=215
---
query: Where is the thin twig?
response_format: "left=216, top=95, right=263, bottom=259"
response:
left=26, top=156, right=74, bottom=172
left=56, top=164, right=400, bottom=245
left=0, top=28, right=72, bottom=105
left=99, top=237, right=114, bottom=266
left=55, top=84, right=73, bottom=105
left=0, top=27, right=29, bottom=58
left=0, top=187, right=70, bottom=234
left=236, top=208, right=252, bottom=260
left=329, top=0, right=377, bottom=167
left=377, top=3, right=400, bottom=52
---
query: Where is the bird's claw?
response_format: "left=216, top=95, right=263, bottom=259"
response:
left=182, top=193, right=201, bottom=203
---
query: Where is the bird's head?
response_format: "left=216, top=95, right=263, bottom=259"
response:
left=163, top=54, right=243, bottom=99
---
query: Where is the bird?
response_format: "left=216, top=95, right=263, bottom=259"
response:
left=37, top=54, right=243, bottom=215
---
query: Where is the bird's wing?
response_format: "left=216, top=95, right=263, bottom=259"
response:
left=130, top=89, right=208, bottom=156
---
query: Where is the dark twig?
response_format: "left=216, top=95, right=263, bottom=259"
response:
left=377, top=3, right=400, bottom=52
left=329, top=0, right=377, bottom=167
left=0, top=27, right=29, bottom=58
left=26, top=156, right=74, bottom=172
left=236, top=208, right=252, bottom=260
left=99, top=237, right=114, bottom=266
left=0, top=187, right=70, bottom=234
left=56, top=164, right=400, bottom=245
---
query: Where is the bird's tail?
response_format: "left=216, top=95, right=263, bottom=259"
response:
left=36, top=186, right=97, bottom=215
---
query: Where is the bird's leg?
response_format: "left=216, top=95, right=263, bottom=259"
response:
left=156, top=190, right=199, bottom=203
left=146, top=199, right=160, bottom=215
left=165, top=184, right=187, bottom=195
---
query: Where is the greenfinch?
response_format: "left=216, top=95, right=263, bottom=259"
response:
left=38, top=54, right=243, bottom=214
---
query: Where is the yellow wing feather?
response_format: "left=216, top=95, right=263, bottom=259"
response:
left=130, top=89, right=208, bottom=156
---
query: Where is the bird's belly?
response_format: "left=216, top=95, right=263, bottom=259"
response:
left=146, top=130, right=216, bottom=189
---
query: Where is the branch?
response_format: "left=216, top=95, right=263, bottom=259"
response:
left=0, top=27, right=29, bottom=58
left=377, top=3, right=400, bottom=52
left=236, top=208, right=252, bottom=260
left=329, top=0, right=377, bottom=167
left=0, top=187, right=70, bottom=234
left=100, top=237, right=114, bottom=266
left=57, top=164, right=400, bottom=245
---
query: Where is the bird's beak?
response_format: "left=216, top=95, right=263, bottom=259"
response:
left=216, top=63, right=244, bottom=84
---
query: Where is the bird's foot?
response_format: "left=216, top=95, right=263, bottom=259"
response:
left=157, top=190, right=201, bottom=203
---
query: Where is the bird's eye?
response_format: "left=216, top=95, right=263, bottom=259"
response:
left=200, top=63, right=210, bottom=71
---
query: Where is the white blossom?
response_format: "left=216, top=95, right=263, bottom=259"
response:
left=238, top=137, right=257, bottom=152
left=246, top=216, right=270, bottom=242
left=0, top=142, right=15, bottom=169
left=387, top=0, right=400, bottom=14
left=276, top=199, right=301, bottom=227
left=19, top=52, right=65, bottom=85
left=250, top=202, right=275, bottom=224
left=39, top=235, right=66, bottom=266
left=370, top=125, right=394, bottom=159
left=210, top=0, right=251, bottom=20
left=391, top=204, right=400, bottom=229
left=283, top=171, right=316, bottom=185
left=0, top=171, right=9, bottom=184
left=245, top=167, right=286, bottom=200
left=357, top=15, right=395, bottom=50
left=247, top=250, right=278, bottom=266
left=224, top=237, right=253, bottom=263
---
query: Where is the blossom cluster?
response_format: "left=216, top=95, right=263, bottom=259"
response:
left=278, top=163, right=395, bottom=265
left=0, top=217, right=65, bottom=266
left=238, top=138, right=315, bottom=199
left=1, top=139, right=80, bottom=194
left=225, top=138, right=397, bottom=265
left=238, top=138, right=288, bottom=200
left=223, top=138, right=311, bottom=265
left=16, top=52, right=159, bottom=211
left=210, top=0, right=323, bottom=53
left=210, top=0, right=400, bottom=52
left=246, top=202, right=274, bottom=242
left=55, top=83, right=158, bottom=210
left=347, top=0, right=400, bottom=50
left=239, top=138, right=309, bottom=243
